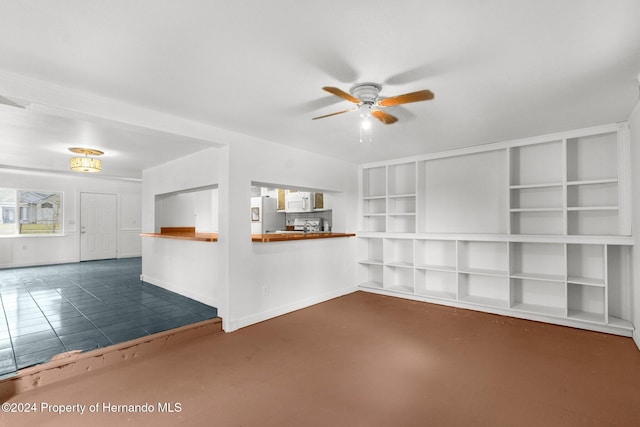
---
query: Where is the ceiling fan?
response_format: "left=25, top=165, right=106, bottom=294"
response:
left=312, top=82, right=434, bottom=125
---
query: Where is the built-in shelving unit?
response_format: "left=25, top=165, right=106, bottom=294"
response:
left=358, top=123, right=633, bottom=336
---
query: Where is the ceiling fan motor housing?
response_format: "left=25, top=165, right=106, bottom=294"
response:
left=350, top=82, right=382, bottom=104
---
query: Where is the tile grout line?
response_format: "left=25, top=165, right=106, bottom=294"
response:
left=0, top=279, right=18, bottom=373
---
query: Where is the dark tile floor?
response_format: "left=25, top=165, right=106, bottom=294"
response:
left=0, top=257, right=217, bottom=378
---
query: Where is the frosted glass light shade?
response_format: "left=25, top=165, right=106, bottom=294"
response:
left=70, top=157, right=102, bottom=173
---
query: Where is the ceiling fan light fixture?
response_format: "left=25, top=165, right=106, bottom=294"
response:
left=69, top=147, right=104, bottom=173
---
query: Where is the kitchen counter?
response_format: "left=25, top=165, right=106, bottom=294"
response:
left=251, top=232, right=355, bottom=242
left=141, top=227, right=218, bottom=242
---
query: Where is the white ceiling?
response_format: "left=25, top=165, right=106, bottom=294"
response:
left=0, top=1, right=639, bottom=179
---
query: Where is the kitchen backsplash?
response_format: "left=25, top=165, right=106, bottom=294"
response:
left=285, top=210, right=332, bottom=230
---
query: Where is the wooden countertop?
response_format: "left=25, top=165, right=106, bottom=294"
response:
left=141, top=227, right=218, bottom=242
left=252, top=232, right=355, bottom=242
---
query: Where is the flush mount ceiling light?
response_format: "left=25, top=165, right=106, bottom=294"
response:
left=69, top=147, right=103, bottom=173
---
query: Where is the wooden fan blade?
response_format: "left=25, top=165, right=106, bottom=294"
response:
left=322, top=86, right=361, bottom=104
left=312, top=107, right=357, bottom=120
left=377, top=89, right=434, bottom=107
left=371, top=109, right=398, bottom=125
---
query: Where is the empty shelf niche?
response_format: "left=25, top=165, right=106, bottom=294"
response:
left=415, top=239, right=456, bottom=271
left=387, top=162, right=416, bottom=196
left=363, top=166, right=386, bottom=198
left=416, top=269, right=457, bottom=300
left=458, top=241, right=508, bottom=277
left=566, top=244, right=606, bottom=323
left=510, top=140, right=563, bottom=186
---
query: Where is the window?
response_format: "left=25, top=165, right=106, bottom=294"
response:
left=0, top=189, right=63, bottom=235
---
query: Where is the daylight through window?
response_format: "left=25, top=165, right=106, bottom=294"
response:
left=0, top=189, right=63, bottom=235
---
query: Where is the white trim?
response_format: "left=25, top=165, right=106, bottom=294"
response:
left=634, top=330, right=640, bottom=351
left=359, top=286, right=634, bottom=337
left=361, top=123, right=623, bottom=169
left=225, top=285, right=358, bottom=332
left=356, top=231, right=634, bottom=245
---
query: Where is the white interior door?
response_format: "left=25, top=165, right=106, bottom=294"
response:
left=80, top=192, right=117, bottom=261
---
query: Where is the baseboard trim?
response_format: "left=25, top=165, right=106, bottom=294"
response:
left=226, top=285, right=358, bottom=332
left=634, top=330, right=640, bottom=352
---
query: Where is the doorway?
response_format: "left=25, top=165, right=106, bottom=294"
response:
left=80, top=192, right=117, bottom=261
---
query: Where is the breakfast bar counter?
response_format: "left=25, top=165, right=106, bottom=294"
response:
left=141, top=227, right=218, bottom=242
left=251, top=232, right=355, bottom=242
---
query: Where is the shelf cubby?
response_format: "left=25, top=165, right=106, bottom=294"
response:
left=388, top=195, right=415, bottom=214
left=387, top=214, right=416, bottom=233
left=510, top=184, right=563, bottom=210
left=510, top=141, right=563, bottom=186
left=566, top=132, right=617, bottom=182
left=357, top=263, right=383, bottom=289
left=415, top=269, right=457, bottom=300
left=510, top=278, right=566, bottom=317
left=415, top=239, right=456, bottom=271
left=357, top=237, right=383, bottom=264
left=383, top=238, right=413, bottom=267
left=388, top=162, right=416, bottom=196
left=566, top=180, right=618, bottom=209
left=458, top=273, right=509, bottom=308
left=566, top=244, right=605, bottom=286
left=510, top=210, right=564, bottom=235
left=509, top=242, right=565, bottom=281
left=361, top=214, right=386, bottom=232
left=567, top=210, right=618, bottom=236
left=384, top=265, right=414, bottom=293
left=363, top=196, right=386, bottom=215
left=458, top=241, right=508, bottom=276
left=363, top=166, right=386, bottom=198
left=567, top=283, right=606, bottom=323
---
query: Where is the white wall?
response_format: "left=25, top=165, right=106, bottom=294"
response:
left=141, top=142, right=358, bottom=332
left=141, top=148, right=225, bottom=315
left=0, top=169, right=141, bottom=268
left=224, top=138, right=358, bottom=331
left=628, top=101, right=640, bottom=349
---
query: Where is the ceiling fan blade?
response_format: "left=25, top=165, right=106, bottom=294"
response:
left=371, top=109, right=398, bottom=125
left=322, top=87, right=361, bottom=104
left=377, top=89, right=434, bottom=107
left=312, top=107, right=357, bottom=120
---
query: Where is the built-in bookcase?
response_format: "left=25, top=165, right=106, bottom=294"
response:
left=358, top=123, right=633, bottom=336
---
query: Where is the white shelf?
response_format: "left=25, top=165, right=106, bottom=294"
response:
left=510, top=272, right=565, bottom=282
left=417, top=289, right=457, bottom=300
left=385, top=284, right=415, bottom=294
left=363, top=213, right=386, bottom=216
left=458, top=268, right=508, bottom=277
left=567, top=310, right=606, bottom=324
left=385, top=261, right=414, bottom=268
left=567, top=178, right=618, bottom=186
left=415, top=264, right=456, bottom=272
left=359, top=281, right=383, bottom=290
left=566, top=276, right=605, bottom=287
left=460, top=295, right=509, bottom=308
left=388, top=193, right=416, bottom=199
left=363, top=195, right=386, bottom=200
left=511, top=303, right=566, bottom=317
left=358, top=259, right=383, bottom=266
left=567, top=206, right=618, bottom=211
left=509, top=182, right=563, bottom=190
left=510, top=208, right=563, bottom=213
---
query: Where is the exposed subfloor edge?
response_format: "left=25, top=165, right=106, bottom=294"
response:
left=0, top=318, right=222, bottom=401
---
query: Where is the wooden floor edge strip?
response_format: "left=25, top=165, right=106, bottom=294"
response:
left=0, top=318, right=222, bottom=401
